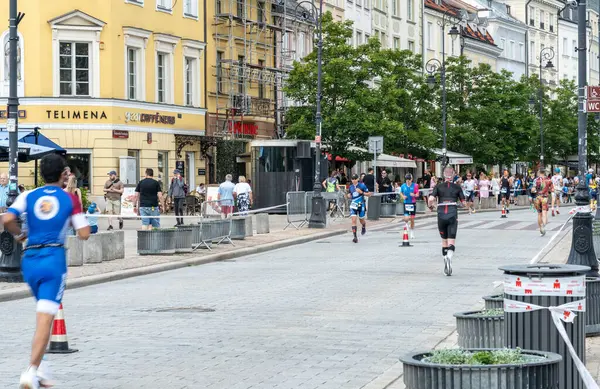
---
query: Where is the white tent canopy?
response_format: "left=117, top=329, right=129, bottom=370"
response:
left=350, top=147, right=417, bottom=168
left=432, top=148, right=473, bottom=165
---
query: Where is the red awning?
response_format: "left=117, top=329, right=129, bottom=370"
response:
left=326, top=153, right=350, bottom=162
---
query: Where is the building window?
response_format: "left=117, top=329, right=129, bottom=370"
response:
left=298, top=32, right=306, bottom=58
left=59, top=42, right=90, bottom=96
left=185, top=57, right=193, bottom=106
left=519, top=43, right=524, bottom=61
left=257, top=1, right=265, bottom=23
left=364, top=0, right=370, bottom=9
left=238, top=55, right=245, bottom=95
left=127, top=48, right=137, bottom=99
left=563, top=38, right=568, bottom=55
left=157, top=151, right=168, bottom=191
left=529, top=7, right=534, bottom=26
left=126, top=0, right=144, bottom=5
left=427, top=22, right=433, bottom=49
left=0, top=30, right=24, bottom=97
left=408, top=40, right=415, bottom=52
left=157, top=52, right=167, bottom=103
left=499, top=38, right=505, bottom=50
left=258, top=59, right=265, bottom=99
left=183, top=0, right=198, bottom=17
left=530, top=41, right=535, bottom=62
left=573, top=40, right=577, bottom=54
left=549, top=14, right=554, bottom=32
left=157, top=0, right=172, bottom=11
left=237, top=0, right=244, bottom=18
left=128, top=150, right=141, bottom=183
left=407, top=0, right=414, bottom=21
left=381, top=32, right=386, bottom=48
left=356, top=31, right=363, bottom=45
left=216, top=0, right=222, bottom=13
left=217, top=51, right=223, bottom=93
left=392, top=0, right=398, bottom=17
left=394, top=37, right=400, bottom=49
left=509, top=41, right=515, bottom=59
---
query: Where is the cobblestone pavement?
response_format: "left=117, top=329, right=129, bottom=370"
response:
left=0, top=209, right=581, bottom=388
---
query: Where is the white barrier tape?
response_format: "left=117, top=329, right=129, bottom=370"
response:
left=504, top=298, right=599, bottom=389
left=231, top=203, right=287, bottom=216
left=529, top=214, right=574, bottom=265
left=569, top=206, right=592, bottom=215
left=492, top=281, right=503, bottom=289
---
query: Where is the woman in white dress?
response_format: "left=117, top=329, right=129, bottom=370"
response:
left=491, top=172, right=501, bottom=207
left=233, top=176, right=253, bottom=215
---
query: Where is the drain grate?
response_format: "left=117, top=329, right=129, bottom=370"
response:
left=137, top=306, right=216, bottom=313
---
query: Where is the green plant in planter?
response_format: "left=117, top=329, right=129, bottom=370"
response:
left=425, top=348, right=539, bottom=365
left=469, top=309, right=504, bottom=317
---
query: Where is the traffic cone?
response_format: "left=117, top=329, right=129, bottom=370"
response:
left=47, top=304, right=78, bottom=354
left=401, top=224, right=411, bottom=247
left=501, top=205, right=507, bottom=218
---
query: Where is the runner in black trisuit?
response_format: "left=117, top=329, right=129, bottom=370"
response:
left=500, top=169, right=512, bottom=216
left=428, top=167, right=466, bottom=276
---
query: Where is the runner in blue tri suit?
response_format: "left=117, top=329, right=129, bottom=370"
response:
left=3, top=154, right=90, bottom=389
left=348, top=173, right=370, bottom=243
left=400, top=173, right=419, bottom=239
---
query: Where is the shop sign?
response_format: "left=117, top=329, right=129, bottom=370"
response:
left=112, top=130, right=129, bottom=139
left=125, top=112, right=176, bottom=125
left=198, top=169, right=206, bottom=176
left=0, top=110, right=26, bottom=119
left=46, top=110, right=108, bottom=120
left=228, top=122, right=258, bottom=136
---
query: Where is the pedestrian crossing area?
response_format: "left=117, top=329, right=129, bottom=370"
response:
left=409, top=218, right=566, bottom=232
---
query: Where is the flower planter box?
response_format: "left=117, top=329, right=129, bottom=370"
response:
left=483, top=294, right=503, bottom=310
left=395, top=202, right=404, bottom=216
left=586, top=277, right=600, bottom=336
left=401, top=349, right=561, bottom=389
left=174, top=226, right=193, bottom=253
left=455, top=310, right=504, bottom=349
left=137, top=229, right=176, bottom=255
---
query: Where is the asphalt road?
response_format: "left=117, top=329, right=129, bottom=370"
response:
left=0, top=207, right=573, bottom=389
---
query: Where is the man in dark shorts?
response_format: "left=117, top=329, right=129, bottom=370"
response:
left=428, top=167, right=466, bottom=276
left=500, top=169, right=512, bottom=216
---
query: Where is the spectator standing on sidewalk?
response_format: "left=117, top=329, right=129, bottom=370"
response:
left=168, top=169, right=187, bottom=225
left=234, top=176, right=253, bottom=215
left=103, top=170, right=124, bottom=230
left=65, top=175, right=82, bottom=204
left=218, top=174, right=236, bottom=218
left=87, top=203, right=100, bottom=234
left=363, top=168, right=376, bottom=193
left=377, top=169, right=392, bottom=202
left=134, top=168, right=164, bottom=230
left=0, top=172, right=9, bottom=212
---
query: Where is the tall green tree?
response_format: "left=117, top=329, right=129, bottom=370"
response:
left=543, top=79, right=577, bottom=166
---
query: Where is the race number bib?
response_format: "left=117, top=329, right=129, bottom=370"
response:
left=405, top=204, right=415, bottom=211
left=350, top=201, right=360, bottom=210
left=501, top=188, right=508, bottom=194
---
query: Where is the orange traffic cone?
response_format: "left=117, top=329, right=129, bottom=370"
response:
left=47, top=304, right=78, bottom=354
left=501, top=205, right=507, bottom=218
left=401, top=224, right=411, bottom=247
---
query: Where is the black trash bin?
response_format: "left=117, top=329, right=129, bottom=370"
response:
left=500, top=264, right=589, bottom=389
left=0, top=230, right=23, bottom=282
left=367, top=195, right=381, bottom=221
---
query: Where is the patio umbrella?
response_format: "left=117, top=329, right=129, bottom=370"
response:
left=0, top=140, right=56, bottom=162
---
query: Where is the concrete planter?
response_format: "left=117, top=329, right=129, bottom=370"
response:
left=416, top=200, right=426, bottom=214
left=174, top=226, right=193, bottom=253
left=231, top=217, right=247, bottom=240
left=517, top=195, right=529, bottom=206
left=586, top=277, right=600, bottom=336
left=455, top=310, right=504, bottom=349
left=479, top=197, right=493, bottom=210
left=401, top=349, right=561, bottom=389
left=66, top=236, right=84, bottom=266
left=395, top=202, right=404, bottom=216
left=256, top=213, right=270, bottom=234
left=83, top=233, right=103, bottom=264
left=483, top=294, right=504, bottom=310
left=380, top=202, right=396, bottom=218
left=245, top=216, right=253, bottom=237
left=137, top=229, right=176, bottom=255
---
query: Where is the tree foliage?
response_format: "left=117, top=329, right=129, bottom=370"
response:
left=283, top=16, right=594, bottom=167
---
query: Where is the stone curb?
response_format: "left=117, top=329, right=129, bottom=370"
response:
left=0, top=228, right=349, bottom=303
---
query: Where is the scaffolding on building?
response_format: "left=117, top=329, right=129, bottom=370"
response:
left=212, top=0, right=315, bottom=138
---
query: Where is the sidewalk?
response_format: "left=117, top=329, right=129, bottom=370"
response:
left=0, top=214, right=398, bottom=302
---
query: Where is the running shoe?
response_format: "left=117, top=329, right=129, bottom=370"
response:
left=352, top=236, right=358, bottom=243
left=443, top=256, right=452, bottom=276
left=540, top=227, right=546, bottom=236
left=552, top=210, right=555, bottom=217
left=361, top=226, right=366, bottom=235
left=410, top=230, right=415, bottom=239
left=37, top=361, right=54, bottom=388
left=556, top=209, right=560, bottom=215
left=19, top=366, right=39, bottom=389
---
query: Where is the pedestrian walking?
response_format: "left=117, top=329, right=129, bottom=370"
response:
left=134, top=168, right=164, bottom=230
left=233, top=175, right=253, bottom=215
left=551, top=168, right=563, bottom=216
left=462, top=172, right=477, bottom=214
left=218, top=174, right=236, bottom=218
left=168, top=169, right=186, bottom=225
left=478, top=173, right=490, bottom=203
left=3, top=154, right=91, bottom=389
left=103, top=170, right=124, bottom=230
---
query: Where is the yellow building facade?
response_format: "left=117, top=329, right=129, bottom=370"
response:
left=0, top=1, right=208, bottom=200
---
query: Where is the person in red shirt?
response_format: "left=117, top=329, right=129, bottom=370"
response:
left=533, top=168, right=553, bottom=236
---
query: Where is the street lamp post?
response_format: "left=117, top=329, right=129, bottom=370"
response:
left=425, top=13, right=459, bottom=171
left=567, top=0, right=599, bottom=277
left=295, top=0, right=326, bottom=229
left=536, top=47, right=554, bottom=169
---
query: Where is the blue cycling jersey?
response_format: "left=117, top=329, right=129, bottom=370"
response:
left=400, top=183, right=418, bottom=204
left=349, top=183, right=369, bottom=204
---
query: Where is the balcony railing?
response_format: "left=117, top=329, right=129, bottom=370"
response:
left=540, top=22, right=545, bottom=30
left=550, top=25, right=554, bottom=32
left=530, top=19, right=535, bottom=26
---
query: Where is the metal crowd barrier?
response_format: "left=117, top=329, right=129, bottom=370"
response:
left=322, top=191, right=348, bottom=221
left=194, top=200, right=233, bottom=249
left=285, top=191, right=308, bottom=230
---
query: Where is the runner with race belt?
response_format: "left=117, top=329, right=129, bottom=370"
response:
left=400, top=173, right=419, bottom=239
left=499, top=169, right=512, bottom=216
left=533, top=168, right=553, bottom=236
left=428, top=167, right=466, bottom=276
left=348, top=173, right=370, bottom=243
